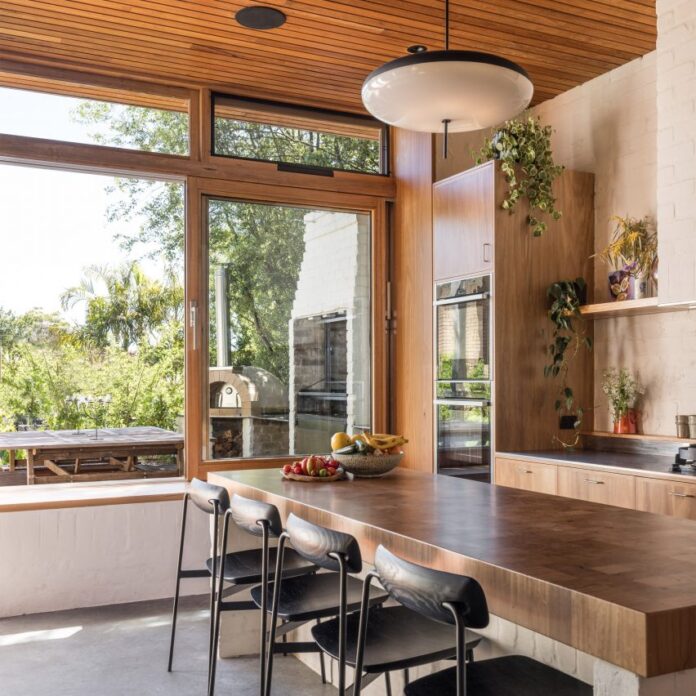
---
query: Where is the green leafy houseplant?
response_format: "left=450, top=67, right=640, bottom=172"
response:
left=594, top=215, right=657, bottom=278
left=601, top=368, right=642, bottom=421
left=544, top=278, right=592, bottom=447
left=477, top=115, right=564, bottom=236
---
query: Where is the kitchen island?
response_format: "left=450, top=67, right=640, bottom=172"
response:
left=210, top=467, right=696, bottom=695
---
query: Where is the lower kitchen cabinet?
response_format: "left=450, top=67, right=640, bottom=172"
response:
left=635, top=477, right=696, bottom=521
left=556, top=466, right=636, bottom=509
left=494, top=457, right=557, bottom=495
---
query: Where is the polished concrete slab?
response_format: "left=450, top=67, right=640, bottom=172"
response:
left=0, top=595, right=335, bottom=695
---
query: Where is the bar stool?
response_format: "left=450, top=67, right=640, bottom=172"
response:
left=208, top=493, right=318, bottom=696
left=166, top=481, right=316, bottom=696
left=256, top=514, right=389, bottom=696
left=354, top=545, right=592, bottom=696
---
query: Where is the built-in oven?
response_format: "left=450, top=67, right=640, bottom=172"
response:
left=435, top=275, right=492, bottom=481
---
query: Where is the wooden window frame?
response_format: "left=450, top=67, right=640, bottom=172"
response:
left=0, top=62, right=394, bottom=489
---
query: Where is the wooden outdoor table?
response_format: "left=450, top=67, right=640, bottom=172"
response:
left=210, top=467, right=696, bottom=695
left=0, top=426, right=184, bottom=484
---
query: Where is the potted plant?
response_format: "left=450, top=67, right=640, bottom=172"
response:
left=594, top=216, right=657, bottom=301
left=601, top=368, right=643, bottom=434
left=544, top=278, right=592, bottom=447
left=476, top=115, right=564, bottom=236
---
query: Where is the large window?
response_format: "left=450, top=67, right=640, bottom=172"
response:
left=0, top=164, right=184, bottom=485
left=208, top=200, right=371, bottom=459
left=212, top=94, right=387, bottom=175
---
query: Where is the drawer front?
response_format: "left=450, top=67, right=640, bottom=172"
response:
left=494, top=457, right=557, bottom=495
left=557, top=466, right=635, bottom=509
left=635, top=477, right=696, bottom=521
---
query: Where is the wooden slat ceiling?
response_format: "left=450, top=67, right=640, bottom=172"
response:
left=0, top=0, right=657, bottom=113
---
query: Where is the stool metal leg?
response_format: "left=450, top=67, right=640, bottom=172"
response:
left=316, top=619, right=326, bottom=684
left=209, top=507, right=231, bottom=696
left=258, top=522, right=270, bottom=696
left=207, top=502, right=221, bottom=694
left=353, top=572, right=378, bottom=696
left=384, top=672, right=392, bottom=696
left=403, top=668, right=409, bottom=685
left=264, top=533, right=288, bottom=696
left=167, top=493, right=189, bottom=672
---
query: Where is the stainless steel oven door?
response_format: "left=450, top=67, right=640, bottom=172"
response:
left=436, top=399, right=491, bottom=481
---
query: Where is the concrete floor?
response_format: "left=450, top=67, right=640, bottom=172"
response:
left=0, top=595, right=336, bottom=695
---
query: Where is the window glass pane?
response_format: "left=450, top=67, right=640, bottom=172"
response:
left=0, top=163, right=185, bottom=486
left=208, top=200, right=371, bottom=459
left=0, top=84, right=189, bottom=155
left=212, top=95, right=385, bottom=174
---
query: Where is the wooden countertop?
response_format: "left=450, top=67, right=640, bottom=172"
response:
left=500, top=449, right=696, bottom=483
left=210, top=467, right=696, bottom=678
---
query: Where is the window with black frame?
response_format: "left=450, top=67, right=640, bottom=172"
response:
left=211, top=94, right=388, bottom=175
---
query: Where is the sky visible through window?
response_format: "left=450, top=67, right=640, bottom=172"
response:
left=0, top=88, right=169, bottom=323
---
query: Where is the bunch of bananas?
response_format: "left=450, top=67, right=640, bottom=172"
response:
left=360, top=433, right=408, bottom=451
left=332, top=431, right=408, bottom=455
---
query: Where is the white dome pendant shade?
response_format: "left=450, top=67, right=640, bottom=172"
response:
left=361, top=50, right=534, bottom=133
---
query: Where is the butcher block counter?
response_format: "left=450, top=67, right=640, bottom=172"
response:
left=209, top=467, right=696, bottom=693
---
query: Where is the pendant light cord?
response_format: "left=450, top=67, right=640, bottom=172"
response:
left=445, top=0, right=449, bottom=50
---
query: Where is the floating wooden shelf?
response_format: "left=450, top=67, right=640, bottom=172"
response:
left=584, top=431, right=694, bottom=443
left=579, top=297, right=692, bottom=318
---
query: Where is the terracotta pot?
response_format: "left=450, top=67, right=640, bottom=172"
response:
left=627, top=408, right=638, bottom=434
left=613, top=414, right=631, bottom=434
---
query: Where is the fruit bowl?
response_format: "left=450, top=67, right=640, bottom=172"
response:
left=330, top=452, right=403, bottom=478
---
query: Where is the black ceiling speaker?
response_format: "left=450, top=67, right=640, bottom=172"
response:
left=235, top=6, right=287, bottom=30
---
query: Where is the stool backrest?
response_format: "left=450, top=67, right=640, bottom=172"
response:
left=286, top=513, right=362, bottom=573
left=188, top=478, right=230, bottom=515
left=230, top=493, right=283, bottom=537
left=374, top=545, right=489, bottom=629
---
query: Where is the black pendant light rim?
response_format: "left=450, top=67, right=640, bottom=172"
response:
left=362, top=50, right=531, bottom=88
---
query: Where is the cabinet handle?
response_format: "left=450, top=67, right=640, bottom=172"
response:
left=669, top=491, right=695, bottom=499
left=517, top=467, right=533, bottom=474
left=483, top=242, right=492, bottom=263
left=585, top=478, right=605, bottom=485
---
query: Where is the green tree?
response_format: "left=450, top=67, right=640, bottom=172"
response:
left=61, top=262, right=183, bottom=351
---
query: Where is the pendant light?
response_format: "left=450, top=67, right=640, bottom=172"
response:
left=361, top=0, right=534, bottom=157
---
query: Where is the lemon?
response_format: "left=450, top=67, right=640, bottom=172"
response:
left=331, top=432, right=352, bottom=451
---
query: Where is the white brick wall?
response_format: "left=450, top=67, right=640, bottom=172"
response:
left=657, top=0, right=696, bottom=306
left=0, top=501, right=209, bottom=617
left=436, top=52, right=696, bottom=435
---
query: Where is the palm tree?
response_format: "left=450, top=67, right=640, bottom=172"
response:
left=61, top=262, right=183, bottom=351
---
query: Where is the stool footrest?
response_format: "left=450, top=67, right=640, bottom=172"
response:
left=272, top=641, right=320, bottom=654
left=219, top=600, right=257, bottom=612
left=179, top=569, right=210, bottom=579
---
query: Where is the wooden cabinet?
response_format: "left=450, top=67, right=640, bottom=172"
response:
left=557, top=466, right=636, bottom=509
left=495, top=457, right=557, bottom=495
left=433, top=164, right=494, bottom=281
left=635, top=477, right=696, bottom=521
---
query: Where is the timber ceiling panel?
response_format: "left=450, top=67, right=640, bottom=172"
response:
left=0, top=0, right=657, bottom=113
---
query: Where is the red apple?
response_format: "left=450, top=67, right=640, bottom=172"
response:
left=282, top=464, right=292, bottom=475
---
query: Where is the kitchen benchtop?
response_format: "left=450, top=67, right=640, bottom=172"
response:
left=499, top=448, right=696, bottom=482
left=210, top=467, right=696, bottom=677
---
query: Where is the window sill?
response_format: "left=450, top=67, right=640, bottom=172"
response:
left=0, top=478, right=186, bottom=513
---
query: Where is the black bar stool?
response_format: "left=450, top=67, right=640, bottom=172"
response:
left=208, top=494, right=318, bottom=696
left=257, top=514, right=389, bottom=696
left=354, top=545, right=592, bottom=696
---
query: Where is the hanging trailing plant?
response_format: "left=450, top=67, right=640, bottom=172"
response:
left=477, top=115, right=564, bottom=236
left=545, top=278, right=592, bottom=447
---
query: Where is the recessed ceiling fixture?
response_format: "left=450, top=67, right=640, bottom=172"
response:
left=362, top=0, right=533, bottom=157
left=235, top=6, right=287, bottom=30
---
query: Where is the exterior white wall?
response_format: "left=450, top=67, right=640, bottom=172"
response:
left=436, top=52, right=696, bottom=436
left=0, top=500, right=209, bottom=618
left=289, top=211, right=371, bottom=451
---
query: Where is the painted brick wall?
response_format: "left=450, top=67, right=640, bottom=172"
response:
left=436, top=52, right=696, bottom=435
left=657, top=0, right=696, bottom=306
left=0, top=500, right=209, bottom=618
